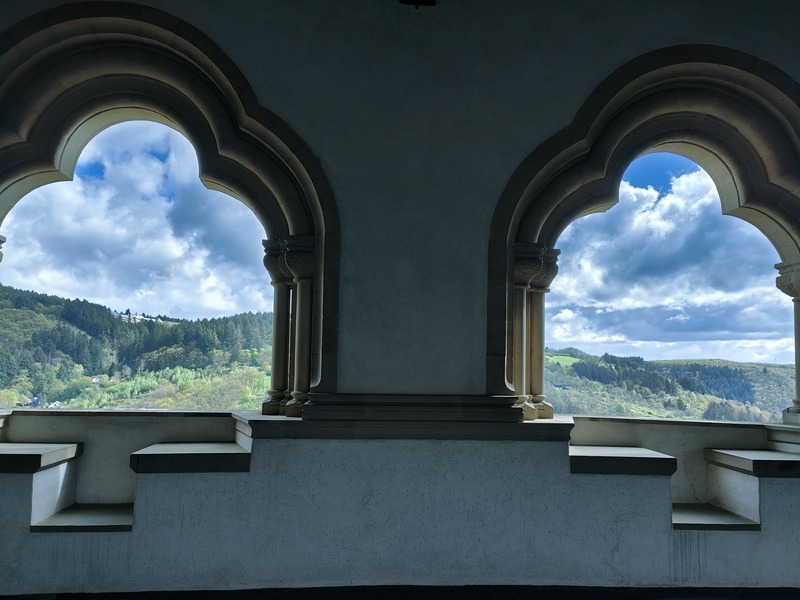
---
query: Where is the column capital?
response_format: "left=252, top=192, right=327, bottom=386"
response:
left=513, top=245, right=543, bottom=287
left=282, top=235, right=315, bottom=282
left=776, top=261, right=800, bottom=299
left=0, top=234, right=5, bottom=263
left=515, top=243, right=560, bottom=291
left=262, top=239, right=289, bottom=285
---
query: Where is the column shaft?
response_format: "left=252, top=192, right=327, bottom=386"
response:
left=290, top=277, right=313, bottom=402
left=262, top=239, right=290, bottom=415
left=793, top=298, right=800, bottom=411
left=512, top=285, right=528, bottom=400
left=263, top=281, right=290, bottom=414
left=284, top=283, right=297, bottom=408
left=528, top=288, right=545, bottom=403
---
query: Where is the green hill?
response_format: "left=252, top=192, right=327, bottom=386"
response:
left=1, top=284, right=794, bottom=421
left=0, top=284, right=272, bottom=410
left=546, top=350, right=795, bottom=423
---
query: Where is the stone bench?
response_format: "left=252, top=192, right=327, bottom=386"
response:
left=675, top=447, right=800, bottom=531
left=0, top=442, right=82, bottom=472
left=130, top=442, right=251, bottom=473
left=569, top=445, right=677, bottom=475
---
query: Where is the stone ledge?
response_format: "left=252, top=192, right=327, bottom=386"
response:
left=31, top=503, right=133, bottom=532
left=3, top=586, right=798, bottom=600
left=704, top=448, right=800, bottom=477
left=130, top=442, right=250, bottom=473
left=766, top=424, right=800, bottom=453
left=573, top=415, right=767, bottom=429
left=303, top=394, right=523, bottom=423
left=672, top=503, right=760, bottom=531
left=569, top=445, right=677, bottom=475
left=234, top=412, right=574, bottom=441
left=0, top=442, right=82, bottom=473
left=9, top=408, right=235, bottom=418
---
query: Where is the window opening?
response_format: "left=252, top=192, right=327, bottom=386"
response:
left=543, top=152, right=794, bottom=422
left=0, top=121, right=274, bottom=411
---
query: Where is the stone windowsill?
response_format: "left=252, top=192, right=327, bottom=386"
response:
left=569, top=445, right=677, bottom=476
left=0, top=442, right=82, bottom=473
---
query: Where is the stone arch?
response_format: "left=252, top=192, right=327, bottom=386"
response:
left=488, top=45, right=800, bottom=417
left=0, top=2, right=340, bottom=404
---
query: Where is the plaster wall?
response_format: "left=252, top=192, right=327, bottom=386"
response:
left=0, top=439, right=665, bottom=594
left=30, top=461, right=76, bottom=524
left=0, top=473, right=34, bottom=536
left=4, top=413, right=800, bottom=593
left=2, top=436, right=800, bottom=595
left=571, top=417, right=768, bottom=503
left=707, top=465, right=760, bottom=522
left=0, top=410, right=9, bottom=442
left=6, top=411, right=235, bottom=503
left=1, top=1, right=798, bottom=394
left=670, top=478, right=800, bottom=588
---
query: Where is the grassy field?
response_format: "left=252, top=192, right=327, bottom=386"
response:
left=547, top=354, right=581, bottom=366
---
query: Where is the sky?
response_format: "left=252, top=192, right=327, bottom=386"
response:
left=545, top=153, right=794, bottom=364
left=0, top=121, right=793, bottom=363
left=0, top=121, right=272, bottom=320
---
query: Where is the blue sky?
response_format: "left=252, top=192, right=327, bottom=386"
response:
left=545, top=152, right=794, bottom=364
left=620, top=152, right=699, bottom=194
left=0, top=122, right=793, bottom=363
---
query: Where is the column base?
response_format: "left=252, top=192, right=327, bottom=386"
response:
left=284, top=399, right=305, bottom=418
left=261, top=395, right=284, bottom=415
left=521, top=401, right=538, bottom=421
left=535, top=401, right=554, bottom=419
left=281, top=393, right=292, bottom=416
left=523, top=401, right=554, bottom=420
left=783, top=405, right=800, bottom=426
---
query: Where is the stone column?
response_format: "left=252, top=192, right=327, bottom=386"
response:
left=0, top=235, right=5, bottom=263
left=283, top=236, right=315, bottom=418
left=514, top=244, right=545, bottom=419
left=776, top=261, right=800, bottom=425
left=283, top=258, right=297, bottom=414
left=527, top=246, right=560, bottom=420
left=262, top=239, right=290, bottom=415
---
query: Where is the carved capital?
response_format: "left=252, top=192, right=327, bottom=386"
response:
left=0, top=234, right=5, bottom=263
left=282, top=235, right=316, bottom=281
left=514, top=243, right=544, bottom=287
left=516, top=243, right=559, bottom=291
left=776, top=261, right=800, bottom=299
left=262, top=239, right=288, bottom=285
left=530, top=247, right=560, bottom=291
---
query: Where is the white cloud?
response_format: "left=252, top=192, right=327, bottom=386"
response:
left=0, top=121, right=272, bottom=320
left=546, top=166, right=794, bottom=363
left=550, top=308, right=626, bottom=344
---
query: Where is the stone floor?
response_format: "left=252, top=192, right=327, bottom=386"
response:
left=5, top=587, right=799, bottom=600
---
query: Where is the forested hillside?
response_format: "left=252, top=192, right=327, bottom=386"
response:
left=545, top=347, right=795, bottom=423
left=1, top=284, right=794, bottom=421
left=0, top=284, right=272, bottom=410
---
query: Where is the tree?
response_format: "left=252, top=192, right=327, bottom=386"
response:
left=11, top=369, right=33, bottom=399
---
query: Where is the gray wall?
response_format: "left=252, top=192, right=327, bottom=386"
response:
left=3, top=435, right=800, bottom=594
left=2, top=0, right=798, bottom=394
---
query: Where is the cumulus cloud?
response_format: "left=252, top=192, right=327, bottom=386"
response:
left=0, top=121, right=272, bottom=320
left=546, top=165, right=794, bottom=364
